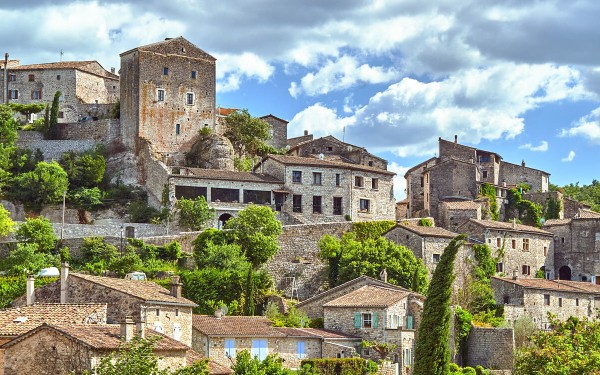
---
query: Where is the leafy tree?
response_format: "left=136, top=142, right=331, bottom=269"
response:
left=127, top=238, right=182, bottom=262
left=8, top=103, right=45, bottom=123
left=265, top=303, right=310, bottom=328
left=0, top=243, right=59, bottom=276
left=108, top=248, right=143, bottom=277
left=176, top=196, right=215, bottom=231
left=68, top=187, right=105, bottom=212
left=48, top=91, right=61, bottom=139
left=15, top=216, right=58, bottom=253
left=361, top=340, right=397, bottom=360
left=128, top=200, right=161, bottom=223
left=9, top=148, right=44, bottom=175
left=59, top=149, right=106, bottom=189
left=13, top=161, right=69, bottom=211
left=223, top=109, right=272, bottom=159
left=80, top=237, right=119, bottom=265
left=0, top=205, right=15, bottom=238
left=0, top=104, right=18, bottom=191
left=515, top=314, right=600, bottom=374
left=195, top=242, right=247, bottom=270
left=232, top=350, right=291, bottom=375
left=414, top=234, right=467, bottom=375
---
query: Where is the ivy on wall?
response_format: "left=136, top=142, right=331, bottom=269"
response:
left=479, top=183, right=499, bottom=221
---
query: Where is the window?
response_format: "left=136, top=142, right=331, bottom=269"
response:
left=371, top=178, right=379, bottom=190
left=523, top=238, right=530, bottom=251
left=313, top=196, right=322, bottom=214
left=296, top=341, right=306, bottom=359
left=433, top=254, right=441, bottom=263
left=420, top=176, right=424, bottom=187
left=496, top=262, right=504, bottom=273
left=333, top=197, right=342, bottom=215
left=211, top=188, right=239, bottom=203
left=576, top=298, right=579, bottom=307
left=175, top=124, right=180, bottom=135
left=8, top=74, right=15, bottom=82
left=175, top=309, right=179, bottom=317
left=157, top=88, right=165, bottom=101
left=56, top=74, right=61, bottom=80
left=153, top=321, right=163, bottom=333
left=326, top=146, right=333, bottom=152
left=544, top=294, right=550, bottom=306
left=355, top=176, right=364, bottom=187
left=225, top=339, right=235, bottom=358
left=156, top=308, right=160, bottom=316
left=497, top=238, right=502, bottom=247
left=251, top=340, right=267, bottom=361
left=243, top=190, right=271, bottom=205
left=503, top=296, right=510, bottom=304
left=362, top=313, right=372, bottom=328
left=58, top=111, right=64, bottom=119
left=163, top=67, right=169, bottom=75
left=482, top=170, right=488, bottom=179
left=406, top=315, right=414, bottom=329
left=186, top=92, right=194, bottom=105
left=31, top=90, right=42, bottom=100
left=313, top=172, right=322, bottom=185
left=363, top=349, right=370, bottom=356
left=596, top=232, right=600, bottom=241
left=173, top=324, right=181, bottom=341
left=191, top=70, right=197, bottom=79
left=368, top=161, right=373, bottom=167
left=522, top=265, right=531, bottom=276
left=8, top=90, right=18, bottom=99
left=544, top=246, right=548, bottom=256
left=558, top=298, right=562, bottom=307
left=293, top=195, right=302, bottom=213
left=512, top=239, right=516, bottom=249
left=28, top=74, right=34, bottom=82
left=335, top=173, right=341, bottom=186
left=292, top=171, right=302, bottom=183
left=360, top=199, right=370, bottom=212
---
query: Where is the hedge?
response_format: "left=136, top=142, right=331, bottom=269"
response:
left=300, top=358, right=367, bottom=375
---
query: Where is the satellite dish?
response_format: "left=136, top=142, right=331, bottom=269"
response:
left=220, top=304, right=229, bottom=316
left=318, top=153, right=324, bottom=160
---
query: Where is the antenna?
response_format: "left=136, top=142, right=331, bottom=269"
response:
left=60, top=50, right=64, bottom=62
left=342, top=126, right=345, bottom=142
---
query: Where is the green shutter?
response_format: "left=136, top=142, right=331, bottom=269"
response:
left=354, top=312, right=362, bottom=328
left=373, top=313, right=379, bottom=328
left=407, top=315, right=414, bottom=329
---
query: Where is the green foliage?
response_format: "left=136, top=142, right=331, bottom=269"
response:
left=232, top=350, right=292, bottom=375
left=454, top=306, right=473, bottom=355
left=0, top=205, right=15, bottom=238
left=176, top=196, right=215, bottom=231
left=265, top=303, right=310, bottom=328
left=108, top=248, right=143, bottom=277
left=479, top=183, right=498, bottom=220
left=128, top=200, right=161, bottom=223
left=506, top=188, right=542, bottom=227
left=515, top=314, right=600, bottom=374
left=418, top=218, right=433, bottom=227
left=449, top=364, right=489, bottom=375
left=199, top=126, right=212, bottom=137
left=365, top=360, right=379, bottom=374
left=234, top=156, right=254, bottom=172
left=80, top=237, right=119, bottom=265
left=68, top=187, right=105, bottom=211
left=8, top=103, right=45, bottom=122
left=472, top=309, right=504, bottom=328
left=513, top=315, right=537, bottom=350
left=192, top=228, right=229, bottom=263
left=361, top=340, right=397, bottom=360
left=516, top=183, right=531, bottom=193
left=544, top=198, right=562, bottom=220
left=466, top=244, right=498, bottom=314
left=225, top=205, right=282, bottom=269
left=560, top=180, right=600, bottom=212
left=414, top=234, right=467, bottom=375
left=58, top=246, right=71, bottom=263
left=300, top=358, right=368, bottom=375
left=47, top=91, right=61, bottom=139
left=110, top=99, right=120, bottom=119
left=0, top=105, right=18, bottom=191
left=319, top=232, right=429, bottom=293
left=0, top=275, right=57, bottom=308
left=9, top=148, right=44, bottom=175
left=308, top=317, right=324, bottom=328
left=15, top=216, right=58, bottom=253
left=59, top=149, right=106, bottom=189
left=0, top=243, right=59, bottom=276
left=223, top=109, right=272, bottom=159
left=352, top=220, right=395, bottom=241
left=13, top=161, right=69, bottom=211
left=535, top=268, right=545, bottom=278
left=128, top=239, right=182, bottom=262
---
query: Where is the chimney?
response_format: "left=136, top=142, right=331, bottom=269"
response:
left=454, top=134, right=458, bottom=144
left=214, top=307, right=223, bottom=319
left=121, top=316, right=135, bottom=342
left=110, top=67, right=115, bottom=74
left=512, top=270, right=518, bottom=280
left=60, top=262, right=69, bottom=304
left=502, top=180, right=507, bottom=188
left=521, top=160, right=526, bottom=167
left=136, top=321, right=146, bottom=339
left=380, top=268, right=388, bottom=283
left=512, top=218, right=516, bottom=229
left=26, top=275, right=35, bottom=306
left=170, top=275, right=182, bottom=298
left=304, top=130, right=308, bottom=136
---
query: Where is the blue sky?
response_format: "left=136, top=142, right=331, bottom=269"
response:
left=2, top=0, right=599, bottom=200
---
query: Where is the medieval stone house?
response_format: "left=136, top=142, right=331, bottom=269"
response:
left=260, top=114, right=288, bottom=150
left=405, top=137, right=550, bottom=224
left=0, top=60, right=119, bottom=123
left=492, top=276, right=600, bottom=329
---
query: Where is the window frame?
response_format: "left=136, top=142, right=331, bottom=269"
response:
left=251, top=339, right=268, bottom=361
left=523, top=238, right=530, bottom=252
left=191, top=70, right=197, bottom=79
left=544, top=294, right=550, bottom=306
left=354, top=176, right=364, bottom=188
left=312, top=196, right=322, bottom=214
left=371, top=178, right=379, bottom=190
left=8, top=90, right=18, bottom=99
left=157, top=88, right=165, bottom=102
left=163, top=67, right=169, bottom=75
left=186, top=92, right=194, bottom=105
left=312, top=172, right=322, bottom=185
left=362, top=313, right=372, bottom=328
left=292, top=195, right=302, bottom=213
left=522, top=265, right=531, bottom=276
left=333, top=197, right=342, bottom=215
left=359, top=199, right=370, bottom=212
left=296, top=341, right=306, bottom=359
left=28, top=74, right=35, bottom=82
left=335, top=173, right=341, bottom=186
left=225, top=339, right=236, bottom=358
left=292, top=170, right=302, bottom=184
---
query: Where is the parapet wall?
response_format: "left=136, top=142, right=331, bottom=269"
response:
left=466, top=326, right=514, bottom=370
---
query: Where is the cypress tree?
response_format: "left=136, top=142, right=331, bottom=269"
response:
left=49, top=91, right=61, bottom=140
left=413, top=234, right=467, bottom=375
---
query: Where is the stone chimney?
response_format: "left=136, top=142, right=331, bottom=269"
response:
left=170, top=275, right=182, bottom=298
left=380, top=268, right=388, bottom=283
left=26, top=275, right=35, bottom=306
left=304, top=130, right=308, bottom=136
left=60, top=262, right=69, bottom=304
left=521, top=160, right=526, bottom=167
left=136, top=321, right=146, bottom=339
left=121, top=316, right=135, bottom=342
left=214, top=307, right=223, bottom=319
left=512, top=218, right=516, bottom=229
left=502, top=180, right=507, bottom=188
left=512, top=270, right=518, bottom=280
left=110, top=67, right=115, bottom=74
left=454, top=134, right=458, bottom=144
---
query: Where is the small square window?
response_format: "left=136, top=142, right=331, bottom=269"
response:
left=28, top=74, right=35, bottom=82
left=58, top=111, right=64, bottom=119
left=326, top=146, right=333, bottom=152
left=503, top=295, right=510, bottom=304
left=8, top=90, right=18, bottom=99
left=372, top=178, right=379, bottom=190
left=157, top=89, right=165, bottom=102
left=496, top=262, right=503, bottom=273
left=313, top=172, right=322, bottom=185
left=191, top=70, right=197, bottom=79
left=368, top=161, right=373, bottom=167
left=8, top=74, right=16, bottom=82
left=544, top=294, right=550, bottom=306
left=362, top=313, right=372, bottom=328
left=292, top=171, right=302, bottom=183
left=186, top=92, right=194, bottom=105
left=56, top=74, right=61, bottom=80
left=359, top=199, right=370, bottom=212
left=355, top=176, right=364, bottom=187
left=523, top=239, right=530, bottom=251
left=335, top=174, right=341, bottom=186
left=482, top=170, right=488, bottom=179
left=163, top=67, right=169, bottom=75
left=432, top=254, right=441, bottom=263
left=522, top=265, right=530, bottom=276
left=32, top=90, right=42, bottom=100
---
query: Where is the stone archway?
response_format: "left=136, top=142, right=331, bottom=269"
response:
left=218, top=213, right=233, bottom=229
left=559, top=266, right=572, bottom=280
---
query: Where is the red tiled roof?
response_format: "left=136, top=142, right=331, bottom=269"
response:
left=463, top=219, right=553, bottom=236
left=274, top=327, right=359, bottom=340
left=543, top=218, right=572, bottom=227
left=72, top=273, right=197, bottom=307
left=323, top=285, right=410, bottom=308
left=442, top=201, right=482, bottom=210
left=179, top=168, right=283, bottom=184
left=576, top=209, right=600, bottom=219
left=394, top=224, right=458, bottom=239
left=217, top=107, right=238, bottom=116
left=260, top=155, right=395, bottom=176
left=192, top=315, right=285, bottom=337
left=0, top=303, right=107, bottom=337
left=493, top=277, right=600, bottom=294
left=10, top=61, right=118, bottom=80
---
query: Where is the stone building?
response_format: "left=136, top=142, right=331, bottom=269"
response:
left=287, top=130, right=313, bottom=148
left=13, top=264, right=196, bottom=347
left=395, top=200, right=408, bottom=221
left=492, top=276, right=600, bottom=329
left=260, top=114, right=288, bottom=150
left=0, top=60, right=119, bottom=123
left=405, top=136, right=550, bottom=224
left=543, top=215, right=600, bottom=282
left=119, top=37, right=216, bottom=157
left=457, top=219, right=554, bottom=279
left=287, top=135, right=388, bottom=170
left=0, top=322, right=231, bottom=375
left=191, top=315, right=359, bottom=370
left=438, top=200, right=482, bottom=233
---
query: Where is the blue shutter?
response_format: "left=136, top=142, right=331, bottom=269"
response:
left=373, top=313, right=379, bottom=328
left=407, top=315, right=414, bottom=330
left=297, top=341, right=305, bottom=359
left=354, top=313, right=362, bottom=328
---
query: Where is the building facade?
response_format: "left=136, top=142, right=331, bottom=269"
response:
left=260, top=114, right=288, bottom=151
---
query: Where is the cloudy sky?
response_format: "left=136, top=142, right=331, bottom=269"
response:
left=2, top=0, right=599, bottom=199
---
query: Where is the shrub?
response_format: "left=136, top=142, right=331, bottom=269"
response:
left=128, top=200, right=161, bottom=223
left=301, top=357, right=367, bottom=375
left=15, top=216, right=57, bottom=253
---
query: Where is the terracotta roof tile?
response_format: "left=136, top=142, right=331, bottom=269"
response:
left=543, top=218, right=572, bottom=227
left=274, top=327, right=359, bottom=340
left=261, top=155, right=395, bottom=176
left=396, top=224, right=458, bottom=239
left=576, top=209, right=600, bottom=219
left=0, top=303, right=107, bottom=337
left=493, top=277, right=600, bottom=294
left=72, top=273, right=197, bottom=306
left=323, top=285, right=410, bottom=308
left=11, top=61, right=118, bottom=79
left=185, top=349, right=233, bottom=374
left=192, top=315, right=285, bottom=337
left=465, top=219, right=552, bottom=236
left=179, top=168, right=283, bottom=184
left=442, top=201, right=482, bottom=210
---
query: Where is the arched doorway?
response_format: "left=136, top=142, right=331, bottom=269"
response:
left=559, top=266, right=572, bottom=280
left=218, top=213, right=233, bottom=229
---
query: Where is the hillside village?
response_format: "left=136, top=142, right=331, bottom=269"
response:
left=0, top=37, right=599, bottom=375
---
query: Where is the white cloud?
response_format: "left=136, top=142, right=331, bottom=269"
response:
left=388, top=162, right=410, bottom=200
left=289, top=55, right=399, bottom=97
left=560, top=107, right=600, bottom=143
left=216, top=52, right=275, bottom=92
left=561, top=150, right=576, bottom=162
left=287, top=103, right=354, bottom=139
left=519, top=141, right=548, bottom=152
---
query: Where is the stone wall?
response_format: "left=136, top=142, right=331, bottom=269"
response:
left=16, top=134, right=98, bottom=161
left=499, top=162, right=548, bottom=193
left=139, top=143, right=171, bottom=208
left=260, top=115, right=288, bottom=150
left=465, top=326, right=514, bottom=370
left=321, top=341, right=358, bottom=359
left=141, top=304, right=194, bottom=347
left=57, top=119, right=121, bottom=143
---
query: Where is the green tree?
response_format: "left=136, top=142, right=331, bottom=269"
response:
left=13, top=161, right=69, bottom=211
left=80, top=237, right=119, bottom=265
left=176, top=196, right=215, bottom=231
left=9, top=148, right=44, bottom=175
left=515, top=314, right=600, bottom=374
left=0, top=205, right=15, bottom=238
left=232, top=350, right=291, bottom=375
left=361, top=340, right=397, bottom=361
left=0, top=104, right=18, bottom=191
left=48, top=91, right=61, bottom=139
left=15, top=216, right=58, bottom=253
left=68, top=187, right=105, bottom=212
left=0, top=243, right=59, bottom=276
left=8, top=103, right=45, bottom=123
left=59, top=149, right=106, bottom=189
left=413, top=234, right=467, bottom=375
left=223, top=109, right=272, bottom=160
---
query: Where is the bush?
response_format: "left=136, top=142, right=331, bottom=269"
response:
left=300, top=358, right=367, bottom=375
left=128, top=200, right=161, bottom=223
left=352, top=220, right=395, bottom=241
left=80, top=237, right=119, bottom=265
left=15, top=216, right=57, bottom=253
left=0, top=275, right=58, bottom=308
